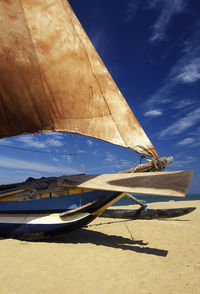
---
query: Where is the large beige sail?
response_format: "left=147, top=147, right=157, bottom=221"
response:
left=0, top=0, right=158, bottom=158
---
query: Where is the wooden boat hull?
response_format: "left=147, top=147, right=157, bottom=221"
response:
left=0, top=212, right=96, bottom=241
left=0, top=190, right=124, bottom=240
left=0, top=171, right=194, bottom=240
left=0, top=189, right=123, bottom=214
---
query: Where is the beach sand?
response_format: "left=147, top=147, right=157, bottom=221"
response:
left=0, top=200, right=199, bottom=294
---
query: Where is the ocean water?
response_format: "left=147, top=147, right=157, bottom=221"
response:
left=112, top=194, right=200, bottom=206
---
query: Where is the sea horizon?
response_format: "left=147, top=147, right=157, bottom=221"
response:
left=113, top=194, right=200, bottom=206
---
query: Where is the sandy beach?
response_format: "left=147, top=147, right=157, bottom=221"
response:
left=0, top=200, right=199, bottom=294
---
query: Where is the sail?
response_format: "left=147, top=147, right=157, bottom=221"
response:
left=0, top=0, right=158, bottom=158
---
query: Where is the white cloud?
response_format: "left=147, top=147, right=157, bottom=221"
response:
left=125, top=0, right=140, bottom=22
left=45, top=138, right=63, bottom=147
left=177, top=137, right=200, bottom=148
left=144, top=109, right=163, bottom=117
left=145, top=82, right=173, bottom=108
left=146, top=26, right=200, bottom=109
left=170, top=30, right=200, bottom=84
left=16, top=135, right=46, bottom=149
left=16, top=134, right=64, bottom=149
left=0, top=138, right=12, bottom=145
left=148, top=0, right=186, bottom=43
left=52, top=156, right=60, bottom=163
left=91, top=32, right=103, bottom=52
left=92, top=150, right=98, bottom=156
left=114, top=159, right=134, bottom=169
left=65, top=155, right=73, bottom=164
left=87, top=140, right=92, bottom=147
left=172, top=99, right=198, bottom=109
left=90, top=29, right=109, bottom=59
left=105, top=152, right=116, bottom=162
left=178, top=138, right=194, bottom=146
left=171, top=156, right=196, bottom=168
left=177, top=126, right=200, bottom=148
left=43, top=132, right=64, bottom=139
left=0, top=156, right=76, bottom=174
left=160, top=108, right=200, bottom=137
left=173, top=57, right=200, bottom=84
left=77, top=150, right=87, bottom=154
left=86, top=139, right=96, bottom=147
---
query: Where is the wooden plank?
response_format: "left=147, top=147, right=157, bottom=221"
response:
left=0, top=170, right=193, bottom=198
left=60, top=170, right=193, bottom=197
left=0, top=187, right=24, bottom=197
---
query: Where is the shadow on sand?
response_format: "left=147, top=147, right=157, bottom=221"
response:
left=0, top=219, right=170, bottom=257
left=0, top=220, right=173, bottom=257
left=44, top=225, right=168, bottom=257
left=0, top=228, right=168, bottom=257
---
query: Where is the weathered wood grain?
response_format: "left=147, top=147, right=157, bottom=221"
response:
left=100, top=207, right=196, bottom=220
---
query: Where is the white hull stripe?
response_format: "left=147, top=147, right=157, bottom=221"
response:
left=0, top=212, right=90, bottom=225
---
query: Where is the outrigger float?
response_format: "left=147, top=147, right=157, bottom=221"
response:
left=0, top=0, right=195, bottom=240
left=100, top=194, right=196, bottom=220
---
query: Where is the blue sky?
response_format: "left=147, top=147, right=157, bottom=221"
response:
left=0, top=0, right=200, bottom=193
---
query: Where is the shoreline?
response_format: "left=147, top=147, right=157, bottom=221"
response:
left=0, top=200, right=199, bottom=294
left=113, top=194, right=200, bottom=206
left=112, top=199, right=200, bottom=208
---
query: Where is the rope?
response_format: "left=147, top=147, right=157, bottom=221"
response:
left=152, top=158, right=164, bottom=171
left=70, top=134, right=82, bottom=173
left=157, top=158, right=165, bottom=170
left=126, top=193, right=147, bottom=210
left=0, top=144, right=75, bottom=156
left=139, top=154, right=146, bottom=164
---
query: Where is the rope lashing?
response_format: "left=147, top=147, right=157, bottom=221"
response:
left=126, top=193, right=148, bottom=210
left=152, top=157, right=165, bottom=171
